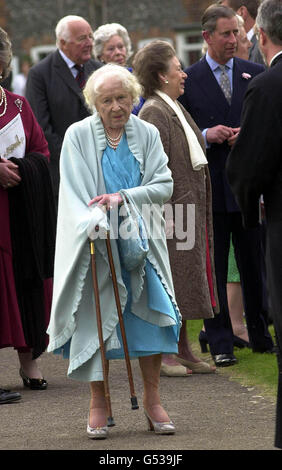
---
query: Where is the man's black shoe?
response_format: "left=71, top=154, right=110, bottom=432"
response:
left=0, top=388, right=21, bottom=404
left=212, top=354, right=238, bottom=367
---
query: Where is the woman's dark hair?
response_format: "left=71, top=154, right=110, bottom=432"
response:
left=0, top=27, right=12, bottom=80
left=133, top=40, right=176, bottom=99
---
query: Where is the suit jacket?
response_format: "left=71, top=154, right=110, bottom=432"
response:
left=26, top=50, right=101, bottom=197
left=226, top=53, right=282, bottom=228
left=249, top=34, right=265, bottom=65
left=178, top=56, right=264, bottom=212
left=226, top=52, right=282, bottom=450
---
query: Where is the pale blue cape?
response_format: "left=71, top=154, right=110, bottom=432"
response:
left=47, top=112, right=180, bottom=381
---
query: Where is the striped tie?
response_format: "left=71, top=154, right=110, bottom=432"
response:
left=219, top=65, right=232, bottom=104
left=74, top=64, right=85, bottom=89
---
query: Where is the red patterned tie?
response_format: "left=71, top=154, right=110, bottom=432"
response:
left=74, top=64, right=85, bottom=89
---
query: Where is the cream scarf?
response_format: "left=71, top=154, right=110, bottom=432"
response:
left=155, top=90, right=208, bottom=171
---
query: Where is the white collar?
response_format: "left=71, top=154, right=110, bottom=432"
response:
left=270, top=51, right=282, bottom=67
left=58, top=49, right=76, bottom=69
left=206, top=52, right=233, bottom=71
left=247, top=27, right=254, bottom=41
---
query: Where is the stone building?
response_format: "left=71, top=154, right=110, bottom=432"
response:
left=1, top=0, right=214, bottom=74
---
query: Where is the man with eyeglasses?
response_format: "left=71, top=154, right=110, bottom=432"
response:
left=26, top=15, right=102, bottom=202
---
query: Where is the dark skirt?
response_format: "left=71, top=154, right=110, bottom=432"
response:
left=0, top=244, right=52, bottom=351
left=0, top=153, right=55, bottom=356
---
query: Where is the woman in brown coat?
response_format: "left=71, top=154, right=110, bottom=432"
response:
left=134, top=40, right=218, bottom=375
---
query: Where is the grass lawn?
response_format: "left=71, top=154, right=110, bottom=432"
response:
left=187, top=319, right=278, bottom=401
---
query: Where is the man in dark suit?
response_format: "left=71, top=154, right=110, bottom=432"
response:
left=219, top=1, right=270, bottom=328
left=227, top=0, right=282, bottom=449
left=26, top=15, right=101, bottom=200
left=218, top=0, right=265, bottom=64
left=179, top=3, right=274, bottom=367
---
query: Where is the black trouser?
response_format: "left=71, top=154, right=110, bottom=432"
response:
left=204, top=212, right=273, bottom=355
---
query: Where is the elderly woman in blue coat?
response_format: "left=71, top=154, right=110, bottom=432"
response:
left=47, top=64, right=181, bottom=439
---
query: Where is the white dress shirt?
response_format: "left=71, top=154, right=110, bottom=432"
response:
left=58, top=49, right=79, bottom=78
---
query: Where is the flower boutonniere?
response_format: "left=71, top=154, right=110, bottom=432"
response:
left=242, top=72, right=252, bottom=80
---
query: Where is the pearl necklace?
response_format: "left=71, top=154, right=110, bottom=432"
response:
left=105, top=128, right=124, bottom=149
left=0, top=85, right=7, bottom=117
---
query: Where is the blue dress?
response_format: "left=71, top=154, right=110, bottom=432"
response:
left=103, top=134, right=179, bottom=359
left=54, top=134, right=179, bottom=362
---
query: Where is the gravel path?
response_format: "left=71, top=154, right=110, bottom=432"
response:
left=1, top=347, right=277, bottom=452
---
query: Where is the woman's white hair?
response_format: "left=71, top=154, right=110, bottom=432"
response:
left=93, top=23, right=133, bottom=61
left=83, top=63, right=142, bottom=113
left=55, top=15, right=87, bottom=46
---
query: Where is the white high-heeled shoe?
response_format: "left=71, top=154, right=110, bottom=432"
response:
left=87, top=422, right=108, bottom=439
left=144, top=409, right=175, bottom=435
left=87, top=414, right=108, bottom=439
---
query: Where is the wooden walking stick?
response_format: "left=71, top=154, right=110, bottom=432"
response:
left=105, top=230, right=139, bottom=410
left=89, top=239, right=115, bottom=427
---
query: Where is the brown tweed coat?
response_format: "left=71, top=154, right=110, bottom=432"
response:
left=139, top=95, right=219, bottom=319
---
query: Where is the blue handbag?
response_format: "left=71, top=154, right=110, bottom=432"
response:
left=118, top=194, right=149, bottom=271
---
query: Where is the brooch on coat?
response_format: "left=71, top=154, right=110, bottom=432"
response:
left=14, top=98, right=23, bottom=112
left=242, top=73, right=252, bottom=80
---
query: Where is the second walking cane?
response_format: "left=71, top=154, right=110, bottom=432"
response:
left=105, top=230, right=139, bottom=410
left=89, top=231, right=138, bottom=426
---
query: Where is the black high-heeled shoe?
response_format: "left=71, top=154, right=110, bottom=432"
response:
left=233, top=335, right=250, bottom=349
left=19, top=368, right=48, bottom=390
left=199, top=330, right=209, bottom=353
